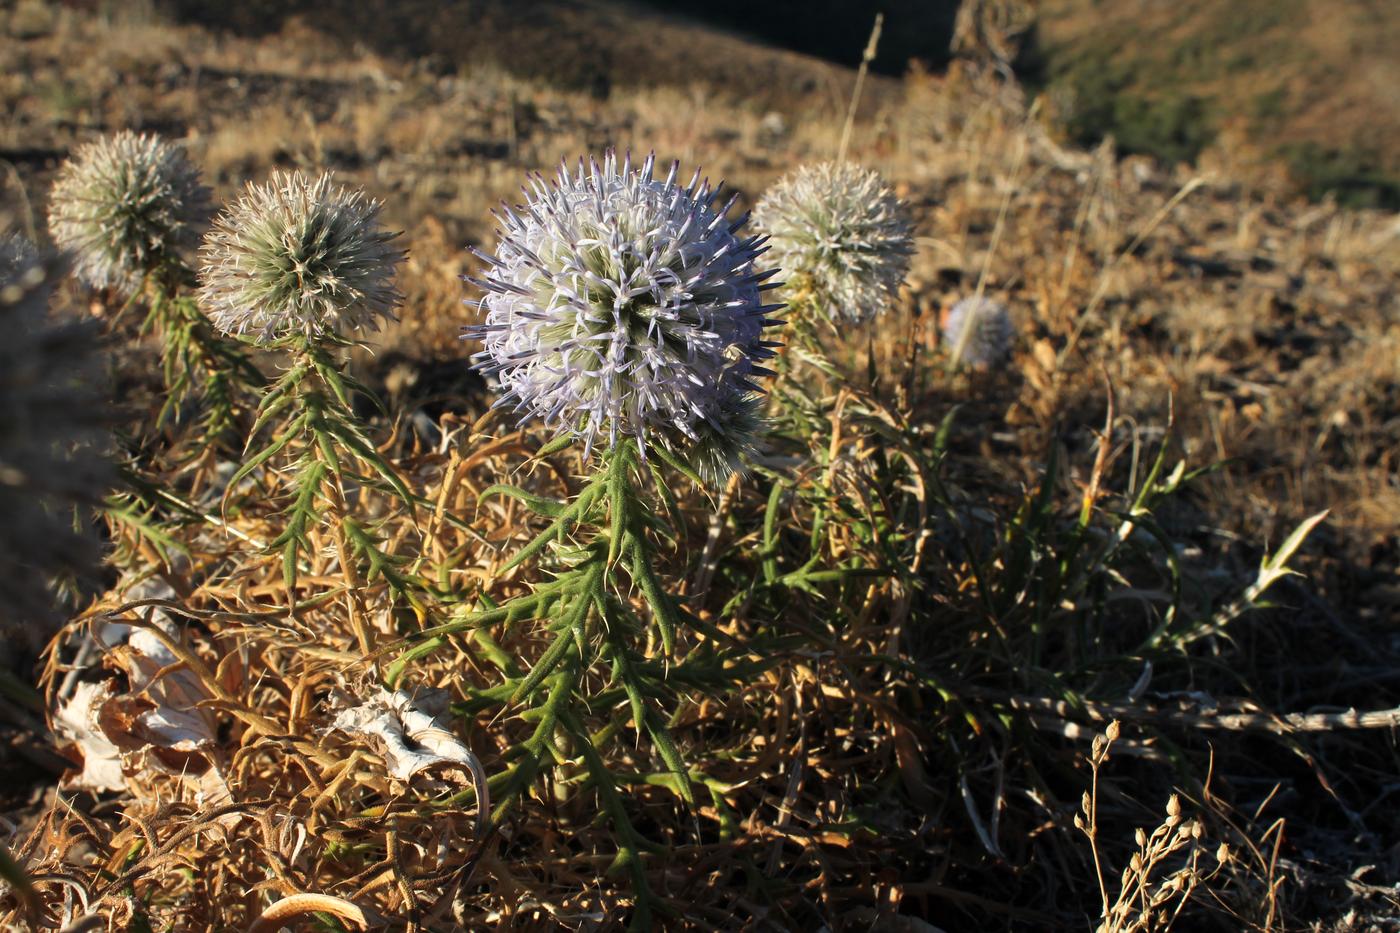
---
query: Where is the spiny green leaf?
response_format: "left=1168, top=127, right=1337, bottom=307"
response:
left=497, top=478, right=606, bottom=575
left=477, top=484, right=567, bottom=517
left=626, top=534, right=680, bottom=655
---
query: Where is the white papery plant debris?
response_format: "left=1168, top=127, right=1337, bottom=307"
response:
left=53, top=577, right=228, bottom=802
left=330, top=687, right=486, bottom=790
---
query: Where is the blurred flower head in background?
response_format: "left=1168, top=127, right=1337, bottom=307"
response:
left=944, top=295, right=1014, bottom=368
left=48, top=131, right=210, bottom=293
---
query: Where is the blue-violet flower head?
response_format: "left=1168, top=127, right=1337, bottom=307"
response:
left=465, top=152, right=782, bottom=471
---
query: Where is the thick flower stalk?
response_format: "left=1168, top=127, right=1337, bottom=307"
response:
left=944, top=295, right=1014, bottom=368
left=753, top=161, right=913, bottom=326
left=47, top=131, right=210, bottom=294
left=199, top=171, right=403, bottom=345
left=0, top=255, right=110, bottom=638
left=204, top=172, right=411, bottom=646
left=465, top=151, right=781, bottom=471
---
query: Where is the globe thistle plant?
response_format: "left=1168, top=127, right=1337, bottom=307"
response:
left=205, top=172, right=410, bottom=627
left=0, top=255, right=110, bottom=640
left=199, top=171, right=403, bottom=345
left=465, top=151, right=780, bottom=464
left=754, top=161, right=913, bottom=327
left=47, top=131, right=210, bottom=294
left=944, top=295, right=1015, bottom=369
left=413, top=152, right=782, bottom=919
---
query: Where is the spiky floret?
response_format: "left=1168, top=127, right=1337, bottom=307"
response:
left=0, top=256, right=109, bottom=635
left=753, top=161, right=914, bottom=325
left=944, top=295, right=1014, bottom=367
left=0, top=232, right=39, bottom=288
left=464, top=152, right=783, bottom=465
left=198, top=171, right=404, bottom=344
left=47, top=131, right=210, bottom=293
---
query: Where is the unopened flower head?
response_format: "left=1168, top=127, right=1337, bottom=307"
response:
left=0, top=232, right=39, bottom=289
left=754, top=161, right=914, bottom=325
left=465, top=152, right=782, bottom=468
left=944, top=295, right=1014, bottom=367
left=47, top=131, right=210, bottom=293
left=687, top=375, right=768, bottom=486
left=198, top=171, right=403, bottom=344
left=0, top=255, right=110, bottom=635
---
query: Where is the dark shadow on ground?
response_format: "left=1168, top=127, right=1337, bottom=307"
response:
left=159, top=0, right=959, bottom=106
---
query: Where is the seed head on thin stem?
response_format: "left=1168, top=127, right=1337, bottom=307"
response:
left=198, top=171, right=404, bottom=345
left=465, top=151, right=782, bottom=475
left=47, top=131, right=210, bottom=293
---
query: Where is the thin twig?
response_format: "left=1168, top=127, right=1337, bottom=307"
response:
left=836, top=14, right=882, bottom=164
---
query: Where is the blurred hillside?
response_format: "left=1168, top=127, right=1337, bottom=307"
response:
left=151, top=0, right=1400, bottom=206
left=630, top=0, right=959, bottom=74
left=157, top=0, right=899, bottom=109
left=1022, top=0, right=1400, bottom=207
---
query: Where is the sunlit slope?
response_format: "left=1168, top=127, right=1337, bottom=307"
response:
left=1025, top=0, right=1400, bottom=205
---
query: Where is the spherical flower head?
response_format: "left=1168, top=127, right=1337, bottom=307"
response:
left=198, top=171, right=404, bottom=345
left=465, top=152, right=782, bottom=469
left=0, top=232, right=39, bottom=289
left=944, top=295, right=1014, bottom=367
left=47, top=131, right=210, bottom=293
left=753, top=161, right=914, bottom=325
left=0, top=255, right=111, bottom=638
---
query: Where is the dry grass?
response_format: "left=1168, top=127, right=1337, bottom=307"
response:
left=1, top=4, right=1399, bottom=930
